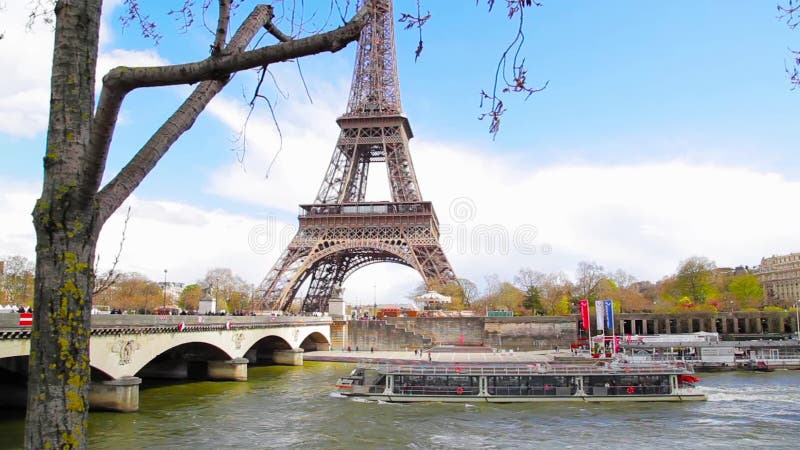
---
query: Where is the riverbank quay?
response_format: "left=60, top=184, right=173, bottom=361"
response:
left=335, top=312, right=800, bottom=356
left=306, top=343, right=800, bottom=372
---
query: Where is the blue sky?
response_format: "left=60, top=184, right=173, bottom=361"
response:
left=1, top=1, right=799, bottom=305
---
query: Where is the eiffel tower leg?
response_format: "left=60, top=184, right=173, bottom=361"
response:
left=344, top=149, right=370, bottom=202
left=258, top=245, right=312, bottom=311
left=385, top=139, right=421, bottom=202
left=410, top=244, right=456, bottom=288
left=303, top=256, right=352, bottom=313
left=315, top=138, right=354, bottom=204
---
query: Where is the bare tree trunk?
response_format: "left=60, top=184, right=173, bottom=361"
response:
left=26, top=1, right=102, bottom=448
left=25, top=1, right=367, bottom=447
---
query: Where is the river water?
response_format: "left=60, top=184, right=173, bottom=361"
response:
left=1, top=363, right=799, bottom=449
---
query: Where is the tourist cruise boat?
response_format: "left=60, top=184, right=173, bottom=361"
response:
left=335, top=360, right=706, bottom=402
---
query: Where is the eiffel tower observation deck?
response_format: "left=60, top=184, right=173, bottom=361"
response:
left=259, top=0, right=456, bottom=313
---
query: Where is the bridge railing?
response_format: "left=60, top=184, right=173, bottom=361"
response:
left=0, top=313, right=331, bottom=331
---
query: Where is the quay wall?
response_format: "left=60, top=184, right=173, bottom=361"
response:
left=343, top=317, right=575, bottom=351
left=388, top=318, right=485, bottom=346
left=341, top=320, right=431, bottom=351
left=483, top=318, right=576, bottom=350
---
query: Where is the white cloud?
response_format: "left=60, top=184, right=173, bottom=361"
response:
left=2, top=5, right=798, bottom=306
left=205, top=74, right=350, bottom=212
left=412, top=146, right=800, bottom=283
left=0, top=176, right=287, bottom=288
left=0, top=0, right=166, bottom=138
left=96, top=197, right=285, bottom=285
left=201, top=86, right=800, bottom=298
left=0, top=179, right=39, bottom=257
left=3, top=153, right=799, bottom=308
left=0, top=2, right=55, bottom=137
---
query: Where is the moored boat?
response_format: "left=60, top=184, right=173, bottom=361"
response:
left=335, top=360, right=706, bottom=402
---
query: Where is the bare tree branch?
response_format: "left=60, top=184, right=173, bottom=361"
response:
left=212, top=0, right=232, bottom=56
left=265, top=16, right=293, bottom=42
left=97, top=78, right=228, bottom=224
left=87, top=4, right=274, bottom=202
left=103, top=6, right=367, bottom=90
left=94, top=3, right=369, bottom=224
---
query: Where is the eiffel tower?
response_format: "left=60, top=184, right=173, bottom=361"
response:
left=258, top=0, right=456, bottom=312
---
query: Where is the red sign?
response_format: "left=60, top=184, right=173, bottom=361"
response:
left=19, top=312, right=33, bottom=327
left=579, top=299, right=590, bottom=331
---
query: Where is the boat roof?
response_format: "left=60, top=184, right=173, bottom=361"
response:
left=356, top=362, right=694, bottom=376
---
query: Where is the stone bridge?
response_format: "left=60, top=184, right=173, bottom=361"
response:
left=0, top=314, right=331, bottom=412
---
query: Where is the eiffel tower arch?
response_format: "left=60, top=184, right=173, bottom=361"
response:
left=258, top=0, right=456, bottom=312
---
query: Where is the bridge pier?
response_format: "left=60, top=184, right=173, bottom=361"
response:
left=273, top=349, right=304, bottom=366
left=89, top=376, right=141, bottom=412
left=208, top=358, right=249, bottom=381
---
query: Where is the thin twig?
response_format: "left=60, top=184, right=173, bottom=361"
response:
left=93, top=206, right=131, bottom=295
left=295, top=59, right=314, bottom=103
left=399, top=0, right=431, bottom=61
left=121, top=0, right=163, bottom=44
left=478, top=0, right=547, bottom=137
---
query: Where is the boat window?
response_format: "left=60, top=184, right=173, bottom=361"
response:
left=486, top=376, right=577, bottom=396
left=583, top=375, right=671, bottom=395
left=392, top=375, right=479, bottom=396
left=368, top=375, right=386, bottom=394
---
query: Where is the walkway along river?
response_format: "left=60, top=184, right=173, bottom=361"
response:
left=1, top=362, right=799, bottom=449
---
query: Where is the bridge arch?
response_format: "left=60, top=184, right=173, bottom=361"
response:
left=242, top=334, right=293, bottom=365
left=91, top=333, right=236, bottom=380
left=134, top=341, right=233, bottom=380
left=299, top=331, right=330, bottom=351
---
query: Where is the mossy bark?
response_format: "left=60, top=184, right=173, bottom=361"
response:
left=26, top=1, right=102, bottom=449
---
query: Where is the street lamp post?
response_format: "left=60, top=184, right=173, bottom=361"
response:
left=163, top=269, right=168, bottom=309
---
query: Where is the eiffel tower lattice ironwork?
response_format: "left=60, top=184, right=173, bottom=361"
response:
left=258, top=0, right=455, bottom=312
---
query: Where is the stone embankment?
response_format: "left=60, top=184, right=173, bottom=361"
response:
left=336, top=316, right=575, bottom=351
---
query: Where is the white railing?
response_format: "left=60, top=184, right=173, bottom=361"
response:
left=361, top=362, right=692, bottom=377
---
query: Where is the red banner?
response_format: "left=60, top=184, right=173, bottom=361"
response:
left=579, top=299, right=590, bottom=331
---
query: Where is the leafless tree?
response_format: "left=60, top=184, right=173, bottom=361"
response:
left=574, top=261, right=606, bottom=301
left=28, top=1, right=368, bottom=447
